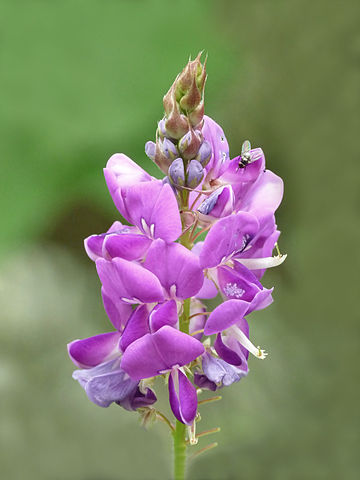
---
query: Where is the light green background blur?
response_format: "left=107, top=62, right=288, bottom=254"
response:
left=1, top=1, right=359, bottom=479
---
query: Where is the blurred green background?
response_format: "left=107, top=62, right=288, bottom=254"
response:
left=1, top=0, right=359, bottom=479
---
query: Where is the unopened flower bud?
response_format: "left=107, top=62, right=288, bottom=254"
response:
left=169, top=158, right=185, bottom=187
left=145, top=141, right=156, bottom=161
left=186, top=160, right=204, bottom=189
left=196, top=140, right=212, bottom=167
left=154, top=141, right=172, bottom=174
left=163, top=85, right=189, bottom=139
left=178, top=129, right=202, bottom=161
left=161, top=137, right=178, bottom=161
left=157, top=118, right=167, bottom=138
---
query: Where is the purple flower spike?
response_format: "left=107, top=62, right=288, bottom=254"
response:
left=72, top=358, right=138, bottom=408
left=199, top=212, right=259, bottom=268
left=169, top=158, right=185, bottom=186
left=96, top=257, right=165, bottom=305
left=122, top=181, right=182, bottom=242
left=169, top=367, right=198, bottom=425
left=204, top=299, right=249, bottom=336
left=144, top=239, right=204, bottom=299
left=121, top=326, right=204, bottom=380
left=186, top=160, right=204, bottom=189
left=68, top=332, right=121, bottom=369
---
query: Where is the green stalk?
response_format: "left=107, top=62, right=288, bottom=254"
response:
left=173, top=420, right=187, bottom=480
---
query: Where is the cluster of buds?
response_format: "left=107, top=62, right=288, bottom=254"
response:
left=145, top=53, right=212, bottom=191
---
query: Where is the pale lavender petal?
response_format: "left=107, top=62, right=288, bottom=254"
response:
left=119, top=305, right=150, bottom=352
left=201, top=352, right=247, bottom=387
left=96, top=257, right=165, bottom=305
left=204, top=299, right=249, bottom=335
left=68, top=332, right=121, bottom=369
left=199, top=212, right=259, bottom=268
left=101, top=288, right=132, bottom=331
left=168, top=368, right=198, bottom=425
left=72, top=358, right=138, bottom=408
left=144, top=240, right=204, bottom=299
left=122, top=181, right=182, bottom=242
left=121, top=326, right=204, bottom=380
left=149, top=300, right=178, bottom=332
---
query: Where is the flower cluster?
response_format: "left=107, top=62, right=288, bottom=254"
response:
left=68, top=54, right=285, bottom=429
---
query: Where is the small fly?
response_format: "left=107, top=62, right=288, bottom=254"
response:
left=238, top=140, right=252, bottom=168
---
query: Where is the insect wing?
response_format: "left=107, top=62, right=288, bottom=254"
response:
left=241, top=140, right=251, bottom=156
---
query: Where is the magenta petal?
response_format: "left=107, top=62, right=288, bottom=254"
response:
left=145, top=239, right=204, bottom=299
left=68, top=332, right=121, bottom=368
left=204, top=299, right=250, bottom=335
left=169, top=368, right=198, bottom=425
left=96, top=257, right=165, bottom=305
left=240, top=169, right=284, bottom=214
left=122, top=181, right=182, bottom=242
left=199, top=212, right=259, bottom=268
left=149, top=300, right=178, bottom=332
left=121, top=326, right=204, bottom=380
left=104, top=154, right=152, bottom=216
left=104, top=233, right=152, bottom=261
left=102, top=288, right=132, bottom=331
left=120, top=305, right=150, bottom=352
left=214, top=333, right=243, bottom=366
left=84, top=221, right=124, bottom=261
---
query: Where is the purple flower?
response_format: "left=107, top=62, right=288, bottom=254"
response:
left=68, top=58, right=285, bottom=431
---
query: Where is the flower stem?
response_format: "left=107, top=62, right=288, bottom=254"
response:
left=173, top=420, right=187, bottom=480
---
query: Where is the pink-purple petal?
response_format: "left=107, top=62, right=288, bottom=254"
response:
left=204, top=299, right=250, bottom=335
left=144, top=239, right=204, bottom=299
left=199, top=212, right=259, bottom=268
left=121, top=326, right=204, bottom=380
left=168, top=368, right=198, bottom=425
left=96, top=257, right=165, bottom=305
left=149, top=300, right=178, bottom=332
left=68, top=332, right=121, bottom=369
left=122, top=181, right=182, bottom=242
